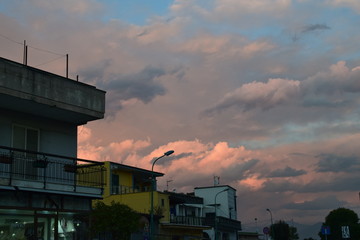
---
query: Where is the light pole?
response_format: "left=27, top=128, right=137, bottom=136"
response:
left=266, top=208, right=274, bottom=240
left=214, top=188, right=229, bottom=240
left=150, top=150, right=174, bottom=240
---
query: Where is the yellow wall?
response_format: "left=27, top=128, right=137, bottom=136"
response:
left=101, top=191, right=170, bottom=222
left=96, top=162, right=170, bottom=222
left=102, top=161, right=112, bottom=197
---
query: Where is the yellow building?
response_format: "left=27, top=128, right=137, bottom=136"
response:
left=99, top=161, right=169, bottom=222
left=94, top=161, right=210, bottom=240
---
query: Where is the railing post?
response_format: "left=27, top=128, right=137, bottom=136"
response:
left=9, top=151, right=13, bottom=186
left=43, top=156, right=47, bottom=189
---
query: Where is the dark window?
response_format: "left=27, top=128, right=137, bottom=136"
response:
left=12, top=125, right=39, bottom=179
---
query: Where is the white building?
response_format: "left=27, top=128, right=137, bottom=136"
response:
left=195, top=185, right=241, bottom=240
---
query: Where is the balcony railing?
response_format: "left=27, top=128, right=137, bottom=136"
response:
left=204, top=213, right=242, bottom=231
left=111, top=184, right=151, bottom=195
left=0, top=146, right=105, bottom=196
left=170, top=215, right=206, bottom=226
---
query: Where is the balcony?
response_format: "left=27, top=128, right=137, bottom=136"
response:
left=204, top=213, right=242, bottom=231
left=111, top=184, right=151, bottom=195
left=170, top=215, right=206, bottom=226
left=0, top=146, right=105, bottom=198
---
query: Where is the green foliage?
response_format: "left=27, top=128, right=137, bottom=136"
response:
left=91, top=201, right=140, bottom=240
left=289, top=226, right=299, bottom=240
left=270, top=220, right=291, bottom=240
left=319, top=207, right=360, bottom=240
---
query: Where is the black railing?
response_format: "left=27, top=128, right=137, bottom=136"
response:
left=170, top=215, right=206, bottom=226
left=204, top=213, right=242, bottom=231
left=0, top=146, right=105, bottom=193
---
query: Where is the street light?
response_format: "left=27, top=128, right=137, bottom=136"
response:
left=266, top=208, right=274, bottom=240
left=150, top=150, right=174, bottom=240
left=214, top=188, right=229, bottom=240
left=266, top=208, right=273, bottom=225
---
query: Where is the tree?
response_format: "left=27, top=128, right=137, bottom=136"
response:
left=319, top=207, right=360, bottom=240
left=289, top=225, right=299, bottom=240
left=91, top=201, right=140, bottom=240
left=270, top=220, right=290, bottom=240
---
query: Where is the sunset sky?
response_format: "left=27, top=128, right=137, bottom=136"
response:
left=1, top=0, right=360, bottom=238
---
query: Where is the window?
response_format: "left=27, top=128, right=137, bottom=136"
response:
left=111, top=174, right=119, bottom=194
left=12, top=125, right=39, bottom=152
left=12, top=125, right=40, bottom=180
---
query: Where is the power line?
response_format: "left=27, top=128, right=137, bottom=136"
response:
left=0, top=33, right=66, bottom=56
left=0, top=33, right=23, bottom=45
left=34, top=55, right=65, bottom=67
left=28, top=44, right=65, bottom=57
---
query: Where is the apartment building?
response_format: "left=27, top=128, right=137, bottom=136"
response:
left=0, top=57, right=106, bottom=240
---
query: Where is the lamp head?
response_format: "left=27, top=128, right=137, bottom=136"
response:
left=164, top=150, right=174, bottom=156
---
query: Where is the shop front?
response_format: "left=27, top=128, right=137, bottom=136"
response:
left=0, top=190, right=92, bottom=240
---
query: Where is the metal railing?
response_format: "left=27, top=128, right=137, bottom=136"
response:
left=204, top=213, right=242, bottom=231
left=169, top=215, right=206, bottom=226
left=0, top=145, right=105, bottom=193
left=111, top=184, right=151, bottom=195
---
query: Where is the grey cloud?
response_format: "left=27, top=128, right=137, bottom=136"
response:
left=262, top=179, right=302, bottom=192
left=105, top=66, right=167, bottom=102
left=303, top=175, right=360, bottom=192
left=79, top=59, right=113, bottom=83
left=283, top=195, right=345, bottom=210
left=262, top=174, right=360, bottom=193
left=221, top=159, right=260, bottom=181
left=157, top=152, right=193, bottom=168
left=202, top=78, right=300, bottom=116
left=302, top=24, right=331, bottom=33
left=98, top=65, right=182, bottom=116
left=204, top=61, right=360, bottom=117
left=315, top=154, right=360, bottom=173
left=80, top=62, right=184, bottom=117
left=292, top=24, right=331, bottom=41
left=267, top=166, right=307, bottom=178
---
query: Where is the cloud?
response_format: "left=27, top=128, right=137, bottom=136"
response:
left=204, top=78, right=300, bottom=115
left=267, top=166, right=307, bottom=178
left=301, top=24, right=331, bottom=33
left=3, top=0, right=360, bottom=234
left=328, top=0, right=360, bottom=14
left=283, top=195, right=346, bottom=210
left=30, top=0, right=103, bottom=15
left=87, top=65, right=182, bottom=116
left=315, top=154, right=360, bottom=173
left=78, top=126, right=92, bottom=143
left=205, top=61, right=360, bottom=118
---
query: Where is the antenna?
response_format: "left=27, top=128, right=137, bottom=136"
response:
left=166, top=180, right=173, bottom=191
left=23, top=40, right=28, bottom=65
left=214, top=175, right=220, bottom=185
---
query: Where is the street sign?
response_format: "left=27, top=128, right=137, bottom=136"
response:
left=263, top=227, right=270, bottom=235
left=321, top=226, right=330, bottom=235
left=342, top=226, right=350, bottom=239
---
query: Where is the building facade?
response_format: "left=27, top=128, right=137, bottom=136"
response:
left=194, top=185, right=242, bottom=240
left=0, top=57, right=106, bottom=240
left=97, top=161, right=211, bottom=240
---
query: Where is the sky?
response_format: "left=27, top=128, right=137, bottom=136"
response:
left=1, top=0, right=360, bottom=238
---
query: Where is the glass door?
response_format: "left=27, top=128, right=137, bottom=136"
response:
left=34, top=213, right=56, bottom=240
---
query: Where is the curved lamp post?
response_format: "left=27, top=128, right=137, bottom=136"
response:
left=266, top=208, right=274, bottom=240
left=266, top=208, right=273, bottom=225
left=150, top=150, right=174, bottom=240
left=214, top=188, right=229, bottom=240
